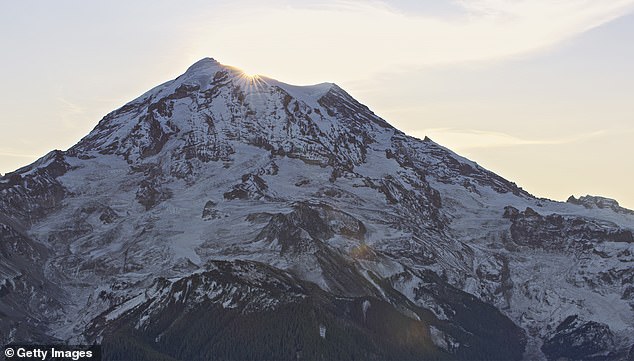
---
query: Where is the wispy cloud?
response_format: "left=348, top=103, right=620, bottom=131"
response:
left=410, top=128, right=609, bottom=150
left=0, top=151, right=39, bottom=175
left=197, top=0, right=634, bottom=83
left=0, top=151, right=39, bottom=158
left=57, top=96, right=85, bottom=129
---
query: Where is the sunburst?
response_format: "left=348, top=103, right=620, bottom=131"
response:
left=232, top=67, right=268, bottom=112
left=234, top=67, right=264, bottom=88
left=239, top=70, right=257, bottom=80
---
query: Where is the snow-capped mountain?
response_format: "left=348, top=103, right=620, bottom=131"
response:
left=1, top=58, right=632, bottom=360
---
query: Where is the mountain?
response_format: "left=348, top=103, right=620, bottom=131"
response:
left=1, top=58, right=633, bottom=361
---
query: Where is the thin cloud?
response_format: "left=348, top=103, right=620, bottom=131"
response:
left=0, top=151, right=40, bottom=158
left=197, top=0, right=634, bottom=83
left=411, top=128, right=609, bottom=150
left=57, top=96, right=85, bottom=129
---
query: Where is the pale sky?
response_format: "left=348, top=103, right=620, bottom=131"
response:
left=1, top=0, right=633, bottom=208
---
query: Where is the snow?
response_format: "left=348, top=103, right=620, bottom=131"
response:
left=4, top=57, right=632, bottom=356
left=425, top=176, right=634, bottom=355
left=353, top=147, right=400, bottom=179
left=429, top=326, right=448, bottom=350
left=362, top=300, right=371, bottom=321
left=263, top=77, right=334, bottom=109
left=105, top=293, right=146, bottom=321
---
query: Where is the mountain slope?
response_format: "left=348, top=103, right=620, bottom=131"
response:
left=1, top=58, right=632, bottom=360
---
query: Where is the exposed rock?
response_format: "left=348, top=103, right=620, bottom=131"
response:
left=223, top=174, right=269, bottom=200
left=504, top=206, right=633, bottom=250
left=542, top=315, right=615, bottom=361
left=99, top=207, right=120, bottom=224
left=568, top=195, right=634, bottom=216
left=135, top=179, right=171, bottom=210
left=255, top=202, right=333, bottom=254
left=202, top=200, right=221, bottom=220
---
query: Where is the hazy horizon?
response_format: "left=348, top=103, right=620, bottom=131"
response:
left=1, top=0, right=633, bottom=208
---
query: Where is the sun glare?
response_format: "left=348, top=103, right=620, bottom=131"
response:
left=239, top=70, right=258, bottom=80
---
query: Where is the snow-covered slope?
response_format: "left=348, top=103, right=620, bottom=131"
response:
left=1, top=58, right=632, bottom=360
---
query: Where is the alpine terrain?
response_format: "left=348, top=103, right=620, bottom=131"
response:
left=1, top=58, right=633, bottom=360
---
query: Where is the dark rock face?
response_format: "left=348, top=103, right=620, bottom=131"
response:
left=253, top=202, right=369, bottom=253
left=568, top=195, right=634, bottom=216
left=0, top=216, right=63, bottom=343
left=201, top=200, right=221, bottom=220
left=390, top=269, right=527, bottom=360
left=99, top=207, right=120, bottom=224
left=542, top=315, right=616, bottom=361
left=224, top=174, right=269, bottom=200
left=504, top=206, right=633, bottom=250
left=255, top=203, right=335, bottom=254
left=91, top=260, right=526, bottom=361
left=0, top=150, right=69, bottom=223
left=316, top=204, right=366, bottom=240
left=135, top=179, right=171, bottom=210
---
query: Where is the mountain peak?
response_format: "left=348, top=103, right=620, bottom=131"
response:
left=172, top=57, right=227, bottom=90
left=185, top=57, right=221, bottom=73
left=68, top=57, right=394, bottom=168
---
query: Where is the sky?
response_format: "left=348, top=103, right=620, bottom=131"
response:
left=0, top=0, right=633, bottom=208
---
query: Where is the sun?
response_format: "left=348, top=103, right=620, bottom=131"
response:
left=224, top=64, right=261, bottom=82
left=239, top=69, right=258, bottom=80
